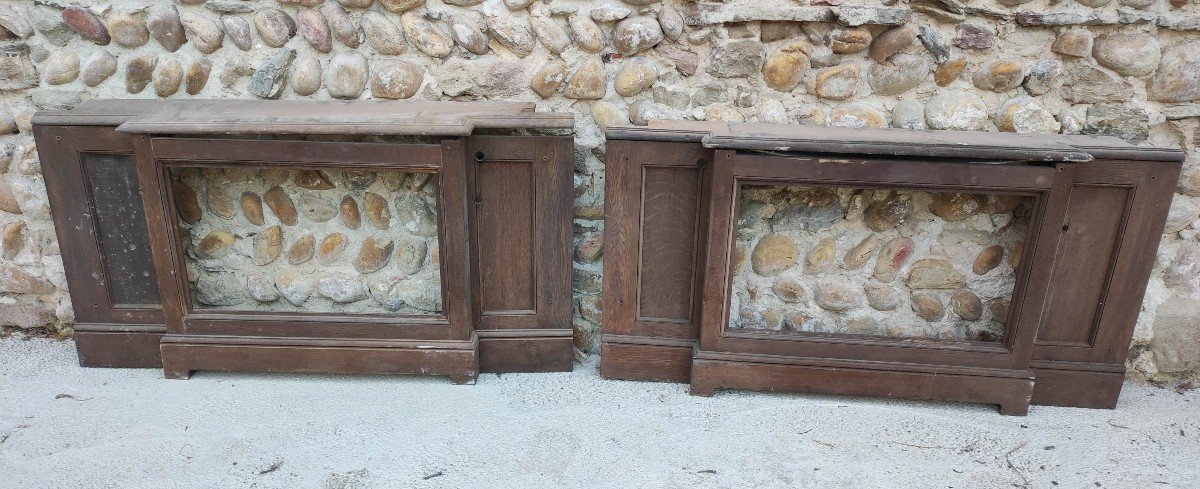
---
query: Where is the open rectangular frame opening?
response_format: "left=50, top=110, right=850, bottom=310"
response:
left=135, top=135, right=477, bottom=380
left=170, top=166, right=444, bottom=317
left=727, top=183, right=1033, bottom=344
left=690, top=150, right=1075, bottom=414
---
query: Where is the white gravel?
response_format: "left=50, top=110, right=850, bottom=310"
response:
left=1, top=336, right=1197, bottom=489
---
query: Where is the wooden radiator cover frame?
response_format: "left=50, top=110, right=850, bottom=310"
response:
left=600, top=121, right=1183, bottom=414
left=34, top=124, right=167, bottom=368
left=32, top=100, right=575, bottom=382
left=141, top=136, right=479, bottom=380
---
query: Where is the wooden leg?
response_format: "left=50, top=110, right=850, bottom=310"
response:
left=998, top=401, right=1030, bottom=416
left=163, top=365, right=191, bottom=380
left=160, top=345, right=191, bottom=379
left=449, top=372, right=477, bottom=385
left=690, top=382, right=717, bottom=397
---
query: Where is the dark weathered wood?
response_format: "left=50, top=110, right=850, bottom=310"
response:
left=649, top=120, right=1095, bottom=162
left=132, top=134, right=189, bottom=335
left=159, top=335, right=478, bottom=382
left=80, top=153, right=161, bottom=305
left=31, top=99, right=192, bottom=126
left=1005, top=163, right=1078, bottom=368
left=34, top=100, right=570, bottom=137
left=600, top=140, right=642, bottom=339
left=34, top=126, right=164, bottom=321
left=36, top=100, right=576, bottom=378
left=604, top=127, right=707, bottom=144
left=690, top=354, right=1035, bottom=416
left=1065, top=144, right=1187, bottom=162
left=729, top=153, right=1058, bottom=191
left=74, top=325, right=166, bottom=368
left=601, top=141, right=712, bottom=343
left=1037, top=185, right=1130, bottom=346
left=626, top=120, right=1185, bottom=163
left=478, top=330, right=573, bottom=373
left=146, top=137, right=470, bottom=338
left=438, top=139, right=476, bottom=342
left=1031, top=159, right=1181, bottom=407
left=599, top=335, right=693, bottom=383
left=149, top=137, right=476, bottom=379
left=477, top=159, right=536, bottom=313
left=600, top=139, right=713, bottom=382
left=464, top=136, right=573, bottom=371
left=115, top=100, right=573, bottom=136
left=602, top=123, right=1180, bottom=413
left=534, top=137, right=576, bottom=334
left=32, top=125, right=165, bottom=368
left=1070, top=161, right=1179, bottom=366
left=150, top=137, right=446, bottom=169
left=180, top=314, right=457, bottom=340
left=690, top=151, right=1069, bottom=416
left=639, top=167, right=703, bottom=321
left=711, top=156, right=1069, bottom=374
left=468, top=136, right=572, bottom=328
left=1029, top=361, right=1125, bottom=409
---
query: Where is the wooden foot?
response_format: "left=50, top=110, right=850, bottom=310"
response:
left=689, top=382, right=717, bottom=397
left=449, top=372, right=478, bottom=385
left=998, top=402, right=1030, bottom=416
left=163, top=365, right=191, bottom=380
left=160, top=343, right=190, bottom=379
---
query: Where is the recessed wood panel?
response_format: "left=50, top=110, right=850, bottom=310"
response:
left=468, top=136, right=573, bottom=334
left=476, top=161, right=537, bottom=313
left=82, top=153, right=161, bottom=305
left=637, top=167, right=700, bottom=322
left=1038, top=185, right=1130, bottom=345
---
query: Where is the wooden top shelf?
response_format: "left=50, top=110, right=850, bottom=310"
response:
left=606, top=120, right=1185, bottom=163
left=33, top=99, right=574, bottom=136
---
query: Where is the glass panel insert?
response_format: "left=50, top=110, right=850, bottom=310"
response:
left=729, top=185, right=1031, bottom=343
left=171, top=167, right=443, bottom=316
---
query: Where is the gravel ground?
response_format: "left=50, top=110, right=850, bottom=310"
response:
left=0, top=336, right=1197, bottom=489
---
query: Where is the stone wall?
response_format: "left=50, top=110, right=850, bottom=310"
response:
left=173, top=167, right=443, bottom=313
left=0, top=0, right=1197, bottom=380
left=730, top=185, right=1031, bottom=343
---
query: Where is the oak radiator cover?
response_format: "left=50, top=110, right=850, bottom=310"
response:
left=33, top=100, right=576, bottom=382
left=600, top=121, right=1182, bottom=414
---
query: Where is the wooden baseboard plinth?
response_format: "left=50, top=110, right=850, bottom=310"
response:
left=74, top=323, right=165, bottom=368
left=690, top=353, right=1035, bottom=416
left=158, top=335, right=479, bottom=383
left=599, top=335, right=695, bottom=383
left=478, top=330, right=574, bottom=373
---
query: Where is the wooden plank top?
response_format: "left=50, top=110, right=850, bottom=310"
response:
left=34, top=99, right=574, bottom=136
left=606, top=120, right=1186, bottom=163
left=32, top=99, right=195, bottom=126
